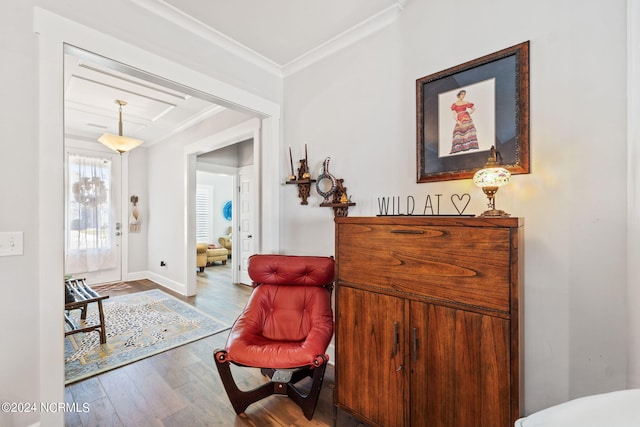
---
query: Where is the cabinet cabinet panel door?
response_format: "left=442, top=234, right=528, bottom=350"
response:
left=336, top=286, right=406, bottom=427
left=410, top=302, right=511, bottom=427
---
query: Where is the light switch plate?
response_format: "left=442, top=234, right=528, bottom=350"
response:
left=0, top=232, right=24, bottom=256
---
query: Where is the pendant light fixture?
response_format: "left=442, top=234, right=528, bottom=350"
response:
left=98, top=100, right=143, bottom=153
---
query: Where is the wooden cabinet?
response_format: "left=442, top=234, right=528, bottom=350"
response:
left=334, top=217, right=523, bottom=427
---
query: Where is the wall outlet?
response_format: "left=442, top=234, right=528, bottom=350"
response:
left=160, top=261, right=166, bottom=267
left=0, top=232, right=24, bottom=257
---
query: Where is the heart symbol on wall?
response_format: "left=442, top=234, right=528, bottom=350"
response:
left=451, top=193, right=471, bottom=215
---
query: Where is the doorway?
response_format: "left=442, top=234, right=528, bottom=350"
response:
left=197, top=137, right=256, bottom=285
left=188, top=123, right=260, bottom=289
left=37, top=9, right=282, bottom=417
left=63, top=45, right=269, bottom=296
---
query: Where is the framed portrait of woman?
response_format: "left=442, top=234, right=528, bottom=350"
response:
left=416, top=41, right=530, bottom=183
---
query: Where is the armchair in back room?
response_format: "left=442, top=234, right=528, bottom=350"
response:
left=218, top=226, right=232, bottom=252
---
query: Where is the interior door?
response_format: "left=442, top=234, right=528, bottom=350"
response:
left=64, top=148, right=122, bottom=285
left=238, top=165, right=254, bottom=285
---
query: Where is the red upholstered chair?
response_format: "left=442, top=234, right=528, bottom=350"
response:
left=214, top=254, right=334, bottom=420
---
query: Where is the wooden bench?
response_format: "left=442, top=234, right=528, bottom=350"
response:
left=64, top=278, right=109, bottom=344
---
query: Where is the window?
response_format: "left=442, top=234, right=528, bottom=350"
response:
left=196, top=185, right=213, bottom=243
left=65, top=152, right=118, bottom=274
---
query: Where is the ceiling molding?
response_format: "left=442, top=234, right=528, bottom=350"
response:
left=282, top=3, right=404, bottom=77
left=69, top=74, right=180, bottom=107
left=64, top=100, right=152, bottom=126
left=130, top=0, right=405, bottom=79
left=130, top=0, right=283, bottom=77
left=150, top=104, right=226, bottom=145
left=77, top=62, right=188, bottom=100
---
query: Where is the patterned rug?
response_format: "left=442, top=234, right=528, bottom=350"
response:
left=64, top=289, right=229, bottom=385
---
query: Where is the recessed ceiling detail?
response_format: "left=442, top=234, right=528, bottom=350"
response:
left=64, top=2, right=407, bottom=144
left=64, top=52, right=224, bottom=146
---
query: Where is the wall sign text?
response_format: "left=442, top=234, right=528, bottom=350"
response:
left=377, top=194, right=472, bottom=216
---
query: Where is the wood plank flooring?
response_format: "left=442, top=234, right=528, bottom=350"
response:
left=64, top=264, right=366, bottom=427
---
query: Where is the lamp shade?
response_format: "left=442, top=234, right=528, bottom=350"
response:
left=98, top=133, right=143, bottom=153
left=473, top=167, right=511, bottom=188
left=98, top=99, right=143, bottom=153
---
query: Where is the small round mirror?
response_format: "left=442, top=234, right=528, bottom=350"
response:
left=317, top=176, right=336, bottom=193
left=316, top=175, right=337, bottom=202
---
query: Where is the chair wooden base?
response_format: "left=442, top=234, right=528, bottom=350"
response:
left=64, top=278, right=109, bottom=344
left=214, top=350, right=328, bottom=420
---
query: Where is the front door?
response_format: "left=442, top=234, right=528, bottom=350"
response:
left=64, top=148, right=122, bottom=285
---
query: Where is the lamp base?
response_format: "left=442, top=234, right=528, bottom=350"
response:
left=479, top=208, right=511, bottom=217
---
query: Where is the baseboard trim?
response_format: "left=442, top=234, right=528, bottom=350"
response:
left=124, top=270, right=148, bottom=281
left=129, top=270, right=188, bottom=295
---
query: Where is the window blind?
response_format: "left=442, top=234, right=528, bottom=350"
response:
left=196, top=186, right=213, bottom=243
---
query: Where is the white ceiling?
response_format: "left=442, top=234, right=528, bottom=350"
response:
left=64, top=1, right=403, bottom=148
left=162, top=0, right=400, bottom=66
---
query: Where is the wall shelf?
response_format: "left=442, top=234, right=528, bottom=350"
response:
left=320, top=202, right=356, bottom=218
left=286, top=179, right=316, bottom=205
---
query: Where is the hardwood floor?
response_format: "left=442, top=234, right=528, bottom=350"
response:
left=64, top=263, right=366, bottom=427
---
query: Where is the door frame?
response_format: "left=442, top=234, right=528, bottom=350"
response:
left=35, top=8, right=281, bottom=423
left=185, top=118, right=261, bottom=291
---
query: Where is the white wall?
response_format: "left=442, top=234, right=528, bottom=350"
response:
left=282, top=0, right=629, bottom=416
left=627, top=0, right=640, bottom=388
left=146, top=110, right=255, bottom=294
left=146, top=137, right=188, bottom=291
left=0, top=4, right=40, bottom=427
left=126, top=147, right=149, bottom=275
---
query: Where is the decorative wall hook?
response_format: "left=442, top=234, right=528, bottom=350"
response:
left=129, top=195, right=141, bottom=232
left=286, top=145, right=315, bottom=205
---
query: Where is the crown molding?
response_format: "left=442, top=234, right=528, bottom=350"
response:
left=130, top=0, right=406, bottom=78
left=130, top=0, right=283, bottom=77
left=282, top=3, right=404, bottom=76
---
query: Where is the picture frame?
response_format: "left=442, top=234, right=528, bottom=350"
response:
left=416, top=41, right=530, bottom=183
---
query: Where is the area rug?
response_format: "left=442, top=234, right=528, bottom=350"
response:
left=64, top=289, right=229, bottom=385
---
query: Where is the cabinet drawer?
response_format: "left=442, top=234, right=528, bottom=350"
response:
left=336, top=223, right=512, bottom=312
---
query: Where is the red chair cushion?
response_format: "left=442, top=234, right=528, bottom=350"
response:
left=247, top=254, right=334, bottom=288
left=224, top=255, right=334, bottom=368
